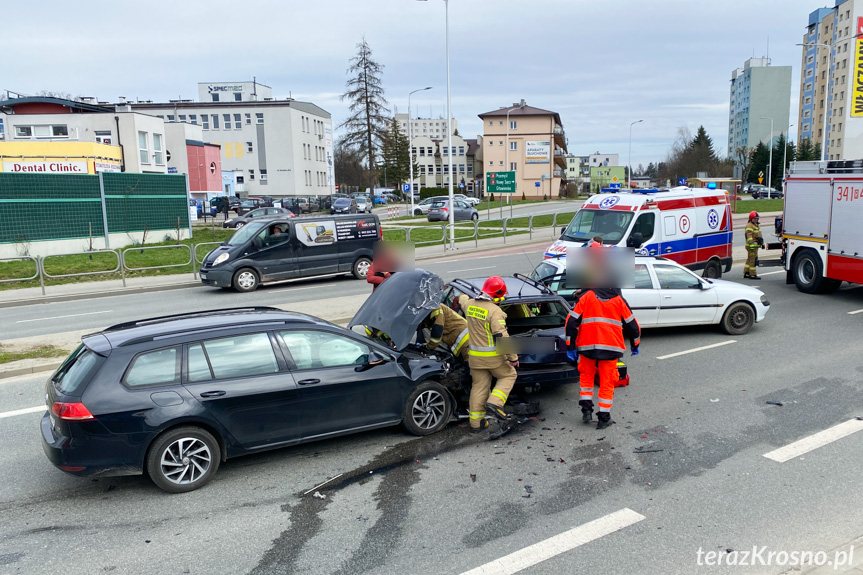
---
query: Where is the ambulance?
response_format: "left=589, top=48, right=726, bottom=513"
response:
left=545, top=187, right=734, bottom=278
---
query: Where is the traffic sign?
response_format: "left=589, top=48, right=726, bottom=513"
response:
left=758, top=171, right=764, bottom=177
left=611, top=176, right=619, bottom=183
left=402, top=183, right=410, bottom=192
left=678, top=177, right=688, bottom=186
left=609, top=183, right=621, bottom=189
left=758, top=177, right=764, bottom=184
left=459, top=182, right=465, bottom=188
left=486, top=171, right=516, bottom=194
left=534, top=181, right=541, bottom=187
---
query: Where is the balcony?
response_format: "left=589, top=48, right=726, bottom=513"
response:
left=553, top=125, right=564, bottom=135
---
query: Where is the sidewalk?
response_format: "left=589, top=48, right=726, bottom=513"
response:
left=779, top=535, right=863, bottom=574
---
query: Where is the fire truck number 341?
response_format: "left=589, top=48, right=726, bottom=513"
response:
left=836, top=186, right=862, bottom=202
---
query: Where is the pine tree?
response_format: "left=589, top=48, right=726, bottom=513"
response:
left=339, top=38, right=390, bottom=193
left=796, top=138, right=814, bottom=161
left=379, top=116, right=414, bottom=189
left=749, top=142, right=769, bottom=184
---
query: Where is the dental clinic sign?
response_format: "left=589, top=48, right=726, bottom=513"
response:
left=3, top=161, right=88, bottom=174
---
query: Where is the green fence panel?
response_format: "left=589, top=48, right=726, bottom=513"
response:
left=0, top=173, right=103, bottom=243
left=103, top=172, right=189, bottom=234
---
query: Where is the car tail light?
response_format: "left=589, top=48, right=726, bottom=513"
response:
left=379, top=225, right=383, bottom=240
left=51, top=402, right=95, bottom=421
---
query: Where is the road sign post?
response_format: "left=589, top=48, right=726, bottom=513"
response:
left=487, top=171, right=516, bottom=220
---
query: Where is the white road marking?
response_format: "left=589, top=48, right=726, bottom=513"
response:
left=459, top=508, right=645, bottom=575
left=16, top=310, right=114, bottom=324
left=0, top=406, right=45, bottom=419
left=763, top=419, right=863, bottom=463
left=656, top=340, right=737, bottom=360
left=447, top=266, right=496, bottom=273
left=848, top=309, right=863, bottom=315
left=758, top=270, right=785, bottom=276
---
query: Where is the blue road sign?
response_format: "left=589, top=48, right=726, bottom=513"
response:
left=535, top=181, right=541, bottom=187
left=402, top=183, right=410, bottom=192
left=459, top=182, right=465, bottom=188
left=609, top=183, right=621, bottom=189
left=678, top=177, right=688, bottom=185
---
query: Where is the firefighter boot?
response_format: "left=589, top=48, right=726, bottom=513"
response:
left=486, top=403, right=510, bottom=422
left=596, top=412, right=614, bottom=430
left=579, top=400, right=594, bottom=424
left=468, top=420, right=489, bottom=434
left=488, top=417, right=512, bottom=440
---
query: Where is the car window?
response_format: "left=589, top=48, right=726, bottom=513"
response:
left=653, top=265, right=700, bottom=289
left=564, top=209, right=633, bottom=244
left=125, top=347, right=179, bottom=387
left=52, top=344, right=104, bottom=395
left=634, top=264, right=653, bottom=289
left=280, top=330, right=370, bottom=370
left=248, top=208, right=266, bottom=218
left=189, top=333, right=279, bottom=381
left=530, top=262, right=563, bottom=290
left=631, top=213, right=656, bottom=242
left=501, top=300, right=568, bottom=327
left=227, top=221, right=267, bottom=245
left=663, top=216, right=677, bottom=237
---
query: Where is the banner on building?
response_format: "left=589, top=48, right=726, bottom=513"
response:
left=854, top=18, right=863, bottom=117
left=2, top=161, right=88, bottom=174
left=525, top=141, right=550, bottom=164
left=325, top=124, right=334, bottom=189
left=94, top=162, right=121, bottom=173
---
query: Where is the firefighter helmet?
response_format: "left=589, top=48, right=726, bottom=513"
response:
left=481, top=276, right=508, bottom=300
left=749, top=211, right=759, bottom=220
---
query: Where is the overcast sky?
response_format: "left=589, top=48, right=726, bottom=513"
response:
left=4, top=0, right=819, bottom=168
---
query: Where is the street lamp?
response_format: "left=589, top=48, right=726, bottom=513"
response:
left=628, top=119, right=643, bottom=187
left=505, top=102, right=525, bottom=217
left=418, top=0, right=455, bottom=247
left=760, top=115, right=774, bottom=191
left=408, top=86, right=432, bottom=216
left=796, top=42, right=832, bottom=161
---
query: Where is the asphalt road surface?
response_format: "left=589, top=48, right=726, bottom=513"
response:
left=1, top=264, right=862, bottom=574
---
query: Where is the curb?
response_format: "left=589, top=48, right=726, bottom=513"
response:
left=0, top=281, right=201, bottom=310
left=0, top=360, right=63, bottom=380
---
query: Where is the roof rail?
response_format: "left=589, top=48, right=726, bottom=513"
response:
left=104, top=306, right=284, bottom=332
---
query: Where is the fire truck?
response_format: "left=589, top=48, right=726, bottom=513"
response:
left=772, top=160, right=863, bottom=293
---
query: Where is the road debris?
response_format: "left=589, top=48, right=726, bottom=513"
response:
left=710, top=398, right=720, bottom=403
left=522, top=485, right=534, bottom=499
left=303, top=473, right=344, bottom=496
left=765, top=401, right=784, bottom=406
left=470, top=473, right=477, bottom=483
left=312, top=491, right=326, bottom=500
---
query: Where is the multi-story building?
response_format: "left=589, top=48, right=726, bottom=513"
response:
left=588, top=153, right=619, bottom=169
left=396, top=113, right=458, bottom=141
left=410, top=134, right=479, bottom=193
left=133, top=81, right=334, bottom=198
left=728, top=57, right=792, bottom=172
left=478, top=100, right=567, bottom=199
left=797, top=0, right=863, bottom=160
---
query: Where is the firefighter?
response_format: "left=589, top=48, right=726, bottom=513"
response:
left=457, top=276, right=519, bottom=438
left=420, top=303, right=470, bottom=361
left=566, top=287, right=640, bottom=430
left=744, top=211, right=763, bottom=280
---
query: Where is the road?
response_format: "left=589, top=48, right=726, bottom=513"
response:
left=1, top=263, right=862, bottom=574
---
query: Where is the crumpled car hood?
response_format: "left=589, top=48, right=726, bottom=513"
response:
left=349, top=269, right=443, bottom=350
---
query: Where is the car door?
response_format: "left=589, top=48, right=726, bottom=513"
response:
left=295, top=220, right=339, bottom=276
left=181, top=332, right=299, bottom=448
left=454, top=200, right=470, bottom=220
left=653, top=263, right=719, bottom=326
left=620, top=263, right=660, bottom=327
left=245, top=222, right=299, bottom=281
left=627, top=212, right=658, bottom=255
left=278, top=329, right=405, bottom=440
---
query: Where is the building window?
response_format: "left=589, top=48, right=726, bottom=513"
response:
left=510, top=141, right=517, bottom=151
left=256, top=113, right=264, bottom=124
left=804, top=96, right=812, bottom=105
left=249, top=169, right=255, bottom=180
left=245, top=113, right=251, bottom=125
left=190, top=114, right=197, bottom=125
left=510, top=162, right=517, bottom=171
left=223, top=114, right=231, bottom=130
left=211, top=93, right=219, bottom=102
left=499, top=161, right=504, bottom=166
left=489, top=160, right=493, bottom=166
left=510, top=120, right=517, bottom=129
left=167, top=115, right=175, bottom=122
left=488, top=140, right=493, bottom=146
left=234, top=114, right=242, bottom=129
left=138, top=131, right=149, bottom=164
left=202, top=115, right=209, bottom=130
left=153, top=133, right=164, bottom=164
left=212, top=115, right=220, bottom=129
left=458, top=146, right=464, bottom=155
left=178, top=115, right=186, bottom=123
left=95, top=130, right=111, bottom=144
left=802, top=123, right=810, bottom=132
left=806, top=68, right=813, bottom=78
left=15, top=126, right=32, bottom=137
left=467, top=164, right=473, bottom=174
left=260, top=169, right=267, bottom=182
left=247, top=141, right=253, bottom=153
left=234, top=93, right=242, bottom=102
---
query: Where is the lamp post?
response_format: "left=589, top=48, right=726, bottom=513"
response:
left=505, top=102, right=525, bottom=217
left=408, top=86, right=432, bottom=217
left=796, top=42, right=832, bottom=161
left=760, top=115, right=774, bottom=191
left=628, top=119, right=643, bottom=187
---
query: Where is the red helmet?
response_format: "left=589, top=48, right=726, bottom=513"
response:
left=749, top=211, right=759, bottom=220
left=481, top=276, right=508, bottom=300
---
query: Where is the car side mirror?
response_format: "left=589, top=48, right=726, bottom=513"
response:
left=356, top=350, right=388, bottom=372
left=560, top=227, right=566, bottom=236
left=698, top=282, right=712, bottom=290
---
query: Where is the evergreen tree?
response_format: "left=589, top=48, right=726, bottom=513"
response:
left=379, top=116, right=414, bottom=189
left=339, top=38, right=390, bottom=193
left=796, top=138, right=815, bottom=161
left=749, top=142, right=769, bottom=184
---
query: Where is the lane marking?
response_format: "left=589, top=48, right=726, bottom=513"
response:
left=16, top=310, right=114, bottom=324
left=460, top=508, right=645, bottom=575
left=0, top=406, right=44, bottom=419
left=763, top=419, right=863, bottom=463
left=848, top=309, right=863, bottom=315
left=656, top=340, right=737, bottom=360
left=447, top=266, right=496, bottom=273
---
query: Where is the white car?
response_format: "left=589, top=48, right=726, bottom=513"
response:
left=353, top=196, right=372, bottom=213
left=413, top=196, right=448, bottom=216
left=454, top=194, right=480, bottom=207
left=530, top=256, right=770, bottom=335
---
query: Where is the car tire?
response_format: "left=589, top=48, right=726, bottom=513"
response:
left=721, top=301, right=755, bottom=335
left=792, top=249, right=827, bottom=294
left=352, top=257, right=372, bottom=280
left=471, top=213, right=479, bottom=221
left=402, top=381, right=451, bottom=436
left=414, top=209, right=422, bottom=216
left=146, top=426, right=221, bottom=493
left=232, top=268, right=260, bottom=292
left=702, top=259, right=722, bottom=279
left=235, top=222, right=245, bottom=229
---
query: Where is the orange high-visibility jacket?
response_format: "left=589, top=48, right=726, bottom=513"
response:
left=565, top=288, right=640, bottom=360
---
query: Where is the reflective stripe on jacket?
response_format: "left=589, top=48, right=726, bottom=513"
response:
left=565, top=289, right=640, bottom=360
left=458, top=294, right=518, bottom=367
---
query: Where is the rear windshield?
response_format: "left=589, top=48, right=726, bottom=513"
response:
left=431, top=200, right=448, bottom=208
left=334, top=198, right=350, bottom=206
left=227, top=222, right=268, bottom=245
left=52, top=344, right=103, bottom=396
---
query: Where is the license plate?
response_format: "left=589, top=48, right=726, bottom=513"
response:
left=200, top=273, right=207, bottom=279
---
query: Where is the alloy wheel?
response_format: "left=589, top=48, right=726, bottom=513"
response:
left=412, top=390, right=446, bottom=430
left=160, top=437, right=212, bottom=486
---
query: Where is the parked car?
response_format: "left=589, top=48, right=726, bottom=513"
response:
left=752, top=188, right=783, bottom=199
left=743, top=184, right=766, bottom=195
left=530, top=255, right=770, bottom=335
left=297, top=197, right=321, bottom=213
left=223, top=207, right=294, bottom=229
left=413, top=197, right=447, bottom=216
left=41, top=306, right=453, bottom=493
left=210, top=196, right=241, bottom=215
left=354, top=196, right=373, bottom=213
left=237, top=199, right=266, bottom=216
left=202, top=213, right=381, bottom=291
left=454, top=193, right=480, bottom=207
left=331, top=197, right=358, bottom=214
left=427, top=199, right=479, bottom=222
left=189, top=199, right=203, bottom=219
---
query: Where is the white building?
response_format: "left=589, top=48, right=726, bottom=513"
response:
left=396, top=113, right=458, bottom=141
left=133, top=81, right=334, bottom=198
left=588, top=153, right=619, bottom=168
left=410, top=134, right=479, bottom=192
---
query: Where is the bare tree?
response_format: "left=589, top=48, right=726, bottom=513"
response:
left=735, top=146, right=755, bottom=186
left=339, top=38, right=389, bottom=194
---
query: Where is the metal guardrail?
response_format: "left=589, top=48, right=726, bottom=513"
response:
left=41, top=250, right=121, bottom=280
left=122, top=244, right=194, bottom=274
left=0, top=256, right=40, bottom=284
left=193, top=242, right=223, bottom=264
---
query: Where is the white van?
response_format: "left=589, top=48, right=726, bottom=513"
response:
left=546, top=187, right=734, bottom=278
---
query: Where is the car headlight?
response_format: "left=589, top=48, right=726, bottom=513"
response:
left=760, top=294, right=770, bottom=306
left=213, top=253, right=230, bottom=266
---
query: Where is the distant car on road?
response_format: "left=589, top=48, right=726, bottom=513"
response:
left=453, top=194, right=480, bottom=207
left=331, top=197, right=358, bottom=214
left=413, top=196, right=447, bottom=216
left=354, top=196, right=373, bottom=213
left=427, top=199, right=479, bottom=222
left=297, top=198, right=320, bottom=213
left=236, top=199, right=267, bottom=216
left=751, top=188, right=783, bottom=199
left=223, top=207, right=294, bottom=229
left=743, top=184, right=766, bottom=195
